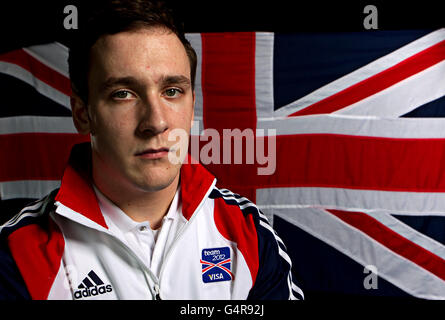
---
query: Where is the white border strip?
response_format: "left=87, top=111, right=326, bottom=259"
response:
left=185, top=33, right=204, bottom=132
left=0, top=180, right=61, bottom=200
left=256, top=187, right=445, bottom=215
left=257, top=114, right=445, bottom=138
left=255, top=32, right=275, bottom=119
left=0, top=116, right=76, bottom=134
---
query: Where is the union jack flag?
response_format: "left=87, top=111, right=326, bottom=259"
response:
left=1, top=28, right=445, bottom=299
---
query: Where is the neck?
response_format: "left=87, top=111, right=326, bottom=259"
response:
left=93, top=173, right=180, bottom=230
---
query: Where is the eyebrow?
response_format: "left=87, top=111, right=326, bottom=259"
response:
left=99, top=76, right=139, bottom=92
left=99, top=75, right=191, bottom=91
left=159, top=75, right=191, bottom=88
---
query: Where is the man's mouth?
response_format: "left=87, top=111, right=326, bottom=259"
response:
left=135, top=147, right=171, bottom=159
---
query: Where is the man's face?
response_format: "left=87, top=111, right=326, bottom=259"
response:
left=82, top=27, right=194, bottom=193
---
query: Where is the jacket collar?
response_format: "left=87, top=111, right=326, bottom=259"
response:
left=54, top=143, right=216, bottom=228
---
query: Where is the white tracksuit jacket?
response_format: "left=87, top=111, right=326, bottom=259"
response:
left=0, top=143, right=303, bottom=300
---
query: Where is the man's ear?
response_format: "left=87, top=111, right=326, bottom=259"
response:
left=70, top=93, right=92, bottom=135
left=191, top=90, right=195, bottom=127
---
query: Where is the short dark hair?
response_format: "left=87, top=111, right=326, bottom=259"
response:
left=68, top=0, right=197, bottom=102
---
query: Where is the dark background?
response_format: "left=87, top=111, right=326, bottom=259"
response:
left=0, top=0, right=444, bottom=53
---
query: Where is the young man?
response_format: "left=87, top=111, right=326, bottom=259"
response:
left=0, top=0, right=303, bottom=300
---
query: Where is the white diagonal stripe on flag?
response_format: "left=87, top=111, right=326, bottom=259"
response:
left=335, top=60, right=445, bottom=117
left=274, top=28, right=445, bottom=117
left=274, top=206, right=445, bottom=299
left=23, top=42, right=69, bottom=78
left=0, top=61, right=70, bottom=108
left=361, top=210, right=445, bottom=262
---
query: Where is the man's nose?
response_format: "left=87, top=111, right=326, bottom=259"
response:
left=137, top=95, right=168, bottom=136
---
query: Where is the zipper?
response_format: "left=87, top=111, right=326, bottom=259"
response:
left=54, top=179, right=216, bottom=300
left=154, top=284, right=161, bottom=300
left=52, top=206, right=161, bottom=299
left=111, top=233, right=161, bottom=299
left=156, top=179, right=217, bottom=296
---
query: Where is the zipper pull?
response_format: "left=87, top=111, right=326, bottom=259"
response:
left=154, top=284, right=161, bottom=300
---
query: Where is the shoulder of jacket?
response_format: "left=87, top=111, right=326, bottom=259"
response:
left=208, top=186, right=286, bottom=259
left=208, top=187, right=266, bottom=224
left=0, top=189, right=58, bottom=238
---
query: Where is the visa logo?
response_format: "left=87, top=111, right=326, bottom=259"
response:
left=208, top=273, right=224, bottom=281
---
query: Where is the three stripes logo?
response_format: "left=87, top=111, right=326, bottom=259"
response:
left=73, top=270, right=113, bottom=299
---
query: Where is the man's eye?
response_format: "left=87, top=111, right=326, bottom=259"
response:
left=111, top=90, right=134, bottom=100
left=164, top=88, right=182, bottom=98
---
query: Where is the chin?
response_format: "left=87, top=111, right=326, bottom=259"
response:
left=133, top=170, right=179, bottom=193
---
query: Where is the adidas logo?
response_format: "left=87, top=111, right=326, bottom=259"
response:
left=73, top=270, right=113, bottom=299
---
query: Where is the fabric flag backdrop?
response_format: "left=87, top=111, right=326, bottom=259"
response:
left=1, top=28, right=445, bottom=299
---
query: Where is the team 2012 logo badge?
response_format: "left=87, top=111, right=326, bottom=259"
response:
left=200, top=247, right=233, bottom=283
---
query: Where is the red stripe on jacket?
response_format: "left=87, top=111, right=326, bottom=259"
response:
left=8, top=218, right=65, bottom=300
left=213, top=197, right=259, bottom=286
